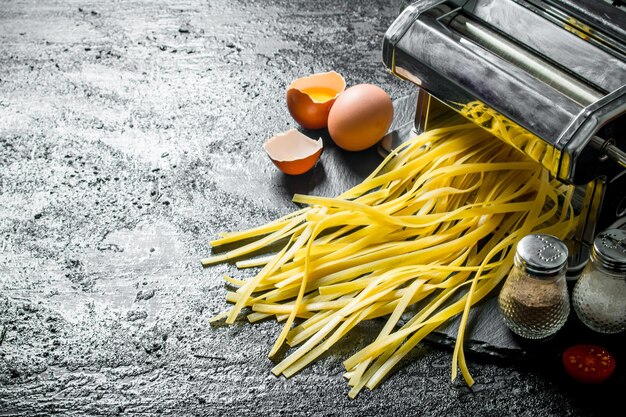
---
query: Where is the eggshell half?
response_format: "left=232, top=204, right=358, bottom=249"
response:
left=286, top=71, right=346, bottom=130
left=263, top=129, right=323, bottom=175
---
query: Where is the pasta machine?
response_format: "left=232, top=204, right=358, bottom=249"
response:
left=381, top=0, right=626, bottom=276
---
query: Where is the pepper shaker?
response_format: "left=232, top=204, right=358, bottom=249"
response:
left=498, top=234, right=570, bottom=339
left=572, top=228, right=626, bottom=334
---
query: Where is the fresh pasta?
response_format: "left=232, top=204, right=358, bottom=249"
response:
left=202, top=121, right=578, bottom=398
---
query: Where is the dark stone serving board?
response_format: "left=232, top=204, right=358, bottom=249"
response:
left=297, top=91, right=626, bottom=359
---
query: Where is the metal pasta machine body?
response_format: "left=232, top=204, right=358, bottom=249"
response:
left=382, top=0, right=626, bottom=275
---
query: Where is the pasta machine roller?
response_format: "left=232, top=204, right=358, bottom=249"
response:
left=381, top=0, right=626, bottom=275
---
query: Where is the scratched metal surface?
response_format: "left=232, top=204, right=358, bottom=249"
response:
left=0, top=1, right=624, bottom=416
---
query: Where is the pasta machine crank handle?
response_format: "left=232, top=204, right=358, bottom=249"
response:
left=591, top=136, right=626, bottom=169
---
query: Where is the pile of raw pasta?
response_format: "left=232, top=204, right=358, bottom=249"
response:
left=203, top=121, right=578, bottom=398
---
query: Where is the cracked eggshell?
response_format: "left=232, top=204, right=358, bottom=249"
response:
left=263, top=129, right=323, bottom=175
left=286, top=71, right=346, bottom=130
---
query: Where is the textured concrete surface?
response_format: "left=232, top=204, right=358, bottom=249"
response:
left=0, top=1, right=624, bottom=416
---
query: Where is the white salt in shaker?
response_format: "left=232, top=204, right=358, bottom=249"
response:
left=498, top=234, right=570, bottom=339
left=572, top=229, right=626, bottom=334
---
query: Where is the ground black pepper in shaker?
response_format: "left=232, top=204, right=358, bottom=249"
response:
left=498, top=234, right=570, bottom=339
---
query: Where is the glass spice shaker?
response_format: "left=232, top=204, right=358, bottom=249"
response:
left=498, top=234, right=570, bottom=339
left=572, top=228, right=626, bottom=334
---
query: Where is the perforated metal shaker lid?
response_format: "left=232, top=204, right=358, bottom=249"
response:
left=592, top=229, right=626, bottom=273
left=514, top=234, right=569, bottom=278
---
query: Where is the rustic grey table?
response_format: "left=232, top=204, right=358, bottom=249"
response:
left=1, top=1, right=623, bottom=416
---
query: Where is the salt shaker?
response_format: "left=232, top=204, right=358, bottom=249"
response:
left=498, top=234, right=570, bottom=339
left=572, top=228, right=626, bottom=334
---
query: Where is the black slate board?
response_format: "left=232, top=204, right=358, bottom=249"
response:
left=298, top=91, right=626, bottom=359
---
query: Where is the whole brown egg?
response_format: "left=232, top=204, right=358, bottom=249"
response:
left=327, top=84, right=393, bottom=151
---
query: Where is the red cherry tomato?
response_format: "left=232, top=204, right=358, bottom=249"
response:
left=562, top=345, right=616, bottom=384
